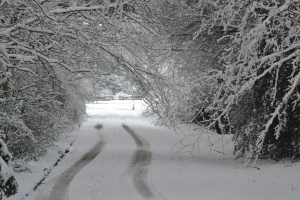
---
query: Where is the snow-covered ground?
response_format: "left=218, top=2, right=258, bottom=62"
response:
left=7, top=100, right=300, bottom=200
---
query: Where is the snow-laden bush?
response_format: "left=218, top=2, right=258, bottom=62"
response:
left=0, top=139, right=17, bottom=199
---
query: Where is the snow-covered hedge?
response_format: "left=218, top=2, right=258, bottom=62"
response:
left=0, top=139, right=17, bottom=199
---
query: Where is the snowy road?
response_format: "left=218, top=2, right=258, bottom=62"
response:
left=36, top=100, right=164, bottom=200
left=37, top=124, right=106, bottom=200
left=22, top=100, right=300, bottom=200
left=122, top=123, right=154, bottom=198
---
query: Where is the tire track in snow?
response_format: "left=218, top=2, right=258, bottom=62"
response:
left=39, top=123, right=105, bottom=200
left=122, top=123, right=154, bottom=199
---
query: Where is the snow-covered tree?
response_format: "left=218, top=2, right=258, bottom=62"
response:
left=124, top=0, right=300, bottom=161
left=0, top=0, right=134, bottom=162
left=211, top=0, right=300, bottom=160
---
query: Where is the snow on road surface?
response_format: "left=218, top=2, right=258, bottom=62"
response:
left=36, top=124, right=106, bottom=200
left=7, top=100, right=300, bottom=200
left=122, top=123, right=154, bottom=198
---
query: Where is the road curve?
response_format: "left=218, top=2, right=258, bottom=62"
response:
left=122, top=123, right=154, bottom=199
left=38, top=124, right=105, bottom=200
